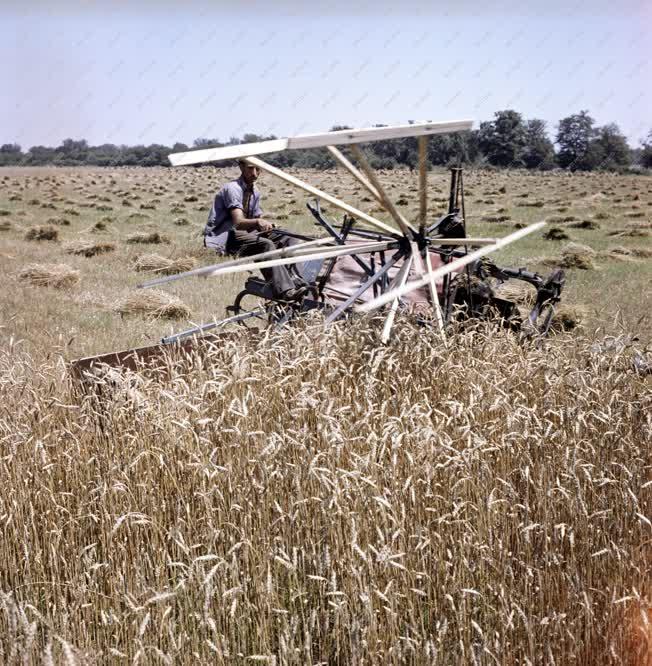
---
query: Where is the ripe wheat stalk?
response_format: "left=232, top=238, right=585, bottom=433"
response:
left=0, top=319, right=649, bottom=664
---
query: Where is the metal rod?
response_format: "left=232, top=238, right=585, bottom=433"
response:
left=448, top=167, right=460, bottom=214
left=306, top=201, right=344, bottom=243
left=161, top=310, right=264, bottom=344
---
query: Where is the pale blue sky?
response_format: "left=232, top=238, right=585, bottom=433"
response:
left=2, top=1, right=650, bottom=149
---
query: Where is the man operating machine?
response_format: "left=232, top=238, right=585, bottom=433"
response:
left=203, top=159, right=308, bottom=301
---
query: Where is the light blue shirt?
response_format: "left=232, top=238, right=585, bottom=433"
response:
left=204, top=176, right=262, bottom=249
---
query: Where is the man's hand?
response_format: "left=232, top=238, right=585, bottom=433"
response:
left=231, top=208, right=273, bottom=232
left=256, top=219, right=274, bottom=232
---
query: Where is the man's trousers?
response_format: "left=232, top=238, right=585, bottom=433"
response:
left=225, top=229, right=302, bottom=297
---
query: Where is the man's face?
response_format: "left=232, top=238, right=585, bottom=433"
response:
left=240, top=163, right=260, bottom=185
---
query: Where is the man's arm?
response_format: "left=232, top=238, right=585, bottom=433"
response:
left=230, top=208, right=273, bottom=232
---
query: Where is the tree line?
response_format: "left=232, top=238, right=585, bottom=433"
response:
left=2, top=110, right=651, bottom=172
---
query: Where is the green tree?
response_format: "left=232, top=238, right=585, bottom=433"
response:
left=57, top=138, right=89, bottom=165
left=556, top=111, right=598, bottom=170
left=25, top=145, right=56, bottom=165
left=478, top=110, right=527, bottom=167
left=641, top=130, right=652, bottom=168
left=522, top=119, right=556, bottom=170
left=591, top=123, right=631, bottom=170
left=193, top=138, right=223, bottom=148
left=0, top=143, right=22, bottom=166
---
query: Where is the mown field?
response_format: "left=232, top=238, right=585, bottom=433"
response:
left=0, top=165, right=651, bottom=356
left=0, top=165, right=650, bottom=663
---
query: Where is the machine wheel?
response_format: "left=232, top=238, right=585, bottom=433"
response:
left=229, top=290, right=271, bottom=328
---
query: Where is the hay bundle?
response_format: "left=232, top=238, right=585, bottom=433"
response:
left=600, top=248, right=637, bottom=263
left=133, top=253, right=197, bottom=275
left=559, top=243, right=596, bottom=270
left=0, top=220, right=11, bottom=231
left=173, top=217, right=190, bottom=226
left=495, top=281, right=537, bottom=307
left=126, top=231, right=170, bottom=245
left=608, top=228, right=650, bottom=238
left=127, top=212, right=150, bottom=222
left=603, top=245, right=637, bottom=261
left=115, top=290, right=191, bottom=320
left=24, top=225, right=58, bottom=241
left=544, top=227, right=570, bottom=241
left=548, top=303, right=586, bottom=333
left=46, top=217, right=70, bottom=226
left=65, top=240, right=116, bottom=257
left=570, top=220, right=599, bottom=230
left=18, top=263, right=80, bottom=289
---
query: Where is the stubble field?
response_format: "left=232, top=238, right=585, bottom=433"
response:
left=0, top=165, right=650, bottom=663
left=0, top=165, right=651, bottom=356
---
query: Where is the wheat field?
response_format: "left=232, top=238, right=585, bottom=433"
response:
left=0, top=166, right=651, bottom=663
left=0, top=320, right=650, bottom=663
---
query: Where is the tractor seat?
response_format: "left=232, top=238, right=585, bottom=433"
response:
left=244, top=277, right=275, bottom=300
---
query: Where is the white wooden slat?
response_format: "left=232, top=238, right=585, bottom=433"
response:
left=381, top=254, right=414, bottom=343
left=424, top=248, right=447, bottom=343
left=326, top=146, right=381, bottom=200
left=245, top=156, right=401, bottom=236
left=204, top=240, right=395, bottom=279
left=168, top=119, right=473, bottom=166
left=349, top=145, right=417, bottom=236
left=138, top=237, right=334, bottom=289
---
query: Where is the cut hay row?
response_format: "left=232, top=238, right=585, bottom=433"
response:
left=133, top=253, right=197, bottom=275
left=24, top=224, right=58, bottom=241
left=64, top=239, right=116, bottom=257
left=115, top=289, right=191, bottom=319
left=17, top=263, right=80, bottom=288
left=126, top=231, right=169, bottom=244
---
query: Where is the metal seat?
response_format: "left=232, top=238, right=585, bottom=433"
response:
left=244, top=277, right=275, bottom=300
